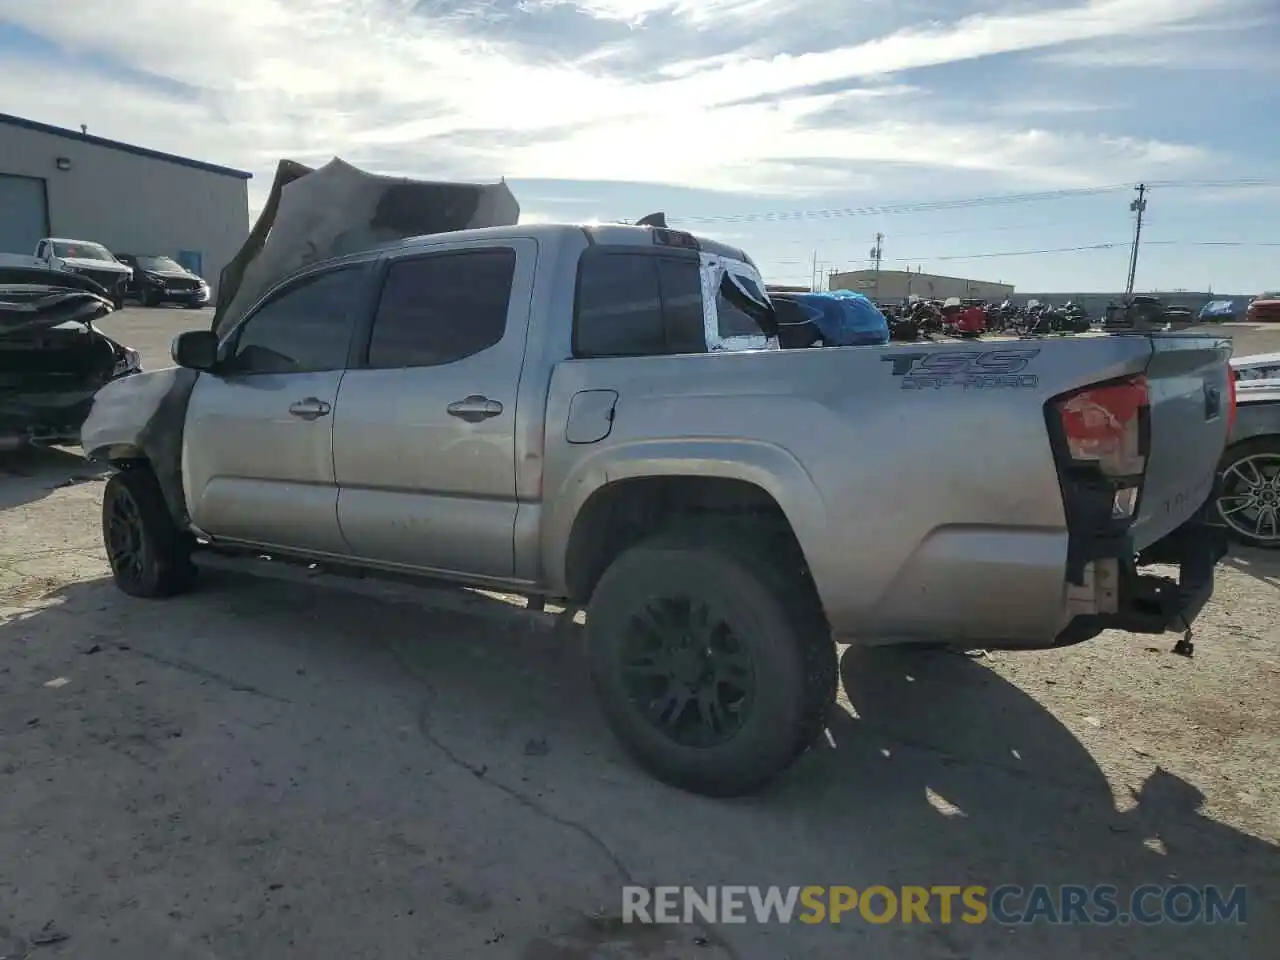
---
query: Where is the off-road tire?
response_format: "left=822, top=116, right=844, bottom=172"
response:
left=586, top=527, right=836, bottom=797
left=102, top=467, right=198, bottom=598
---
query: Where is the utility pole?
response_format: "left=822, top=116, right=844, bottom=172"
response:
left=1125, top=183, right=1147, bottom=296
left=870, top=233, right=884, bottom=301
left=810, top=250, right=818, bottom=292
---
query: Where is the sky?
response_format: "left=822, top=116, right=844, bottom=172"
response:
left=1, top=0, right=1277, bottom=293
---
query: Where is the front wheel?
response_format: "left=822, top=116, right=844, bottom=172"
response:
left=586, top=531, right=835, bottom=797
left=102, top=468, right=198, bottom=597
left=1217, top=438, right=1280, bottom=548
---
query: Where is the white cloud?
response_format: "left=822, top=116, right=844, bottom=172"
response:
left=521, top=0, right=787, bottom=26
left=0, top=0, right=1253, bottom=206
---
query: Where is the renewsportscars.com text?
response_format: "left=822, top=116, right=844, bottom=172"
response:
left=623, top=884, right=1248, bottom=926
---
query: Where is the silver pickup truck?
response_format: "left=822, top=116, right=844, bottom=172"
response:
left=82, top=221, right=1234, bottom=797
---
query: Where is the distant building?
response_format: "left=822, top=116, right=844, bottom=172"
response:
left=829, top=269, right=1014, bottom=303
left=0, top=112, right=251, bottom=292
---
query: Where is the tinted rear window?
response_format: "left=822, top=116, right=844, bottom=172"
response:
left=574, top=252, right=706, bottom=357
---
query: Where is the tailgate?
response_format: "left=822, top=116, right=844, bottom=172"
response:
left=1130, top=333, right=1232, bottom=550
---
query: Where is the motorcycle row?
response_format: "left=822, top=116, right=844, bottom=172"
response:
left=875, top=297, right=1094, bottom=342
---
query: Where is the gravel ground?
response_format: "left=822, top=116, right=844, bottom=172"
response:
left=0, top=308, right=1277, bottom=959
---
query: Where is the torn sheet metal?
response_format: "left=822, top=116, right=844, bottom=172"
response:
left=212, top=157, right=520, bottom=336
left=81, top=366, right=200, bottom=522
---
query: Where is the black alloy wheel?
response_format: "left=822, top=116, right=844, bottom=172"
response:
left=618, top=594, right=756, bottom=748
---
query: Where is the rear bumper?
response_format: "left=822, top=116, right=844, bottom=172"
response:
left=1054, top=499, right=1227, bottom=646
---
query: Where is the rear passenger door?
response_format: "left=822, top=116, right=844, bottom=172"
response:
left=332, top=241, right=535, bottom=579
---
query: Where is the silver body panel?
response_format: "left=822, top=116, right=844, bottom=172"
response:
left=87, top=224, right=1231, bottom=647
left=1231, top=394, right=1280, bottom=446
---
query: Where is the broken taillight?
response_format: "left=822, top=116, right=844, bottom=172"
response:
left=1052, top=375, right=1150, bottom=519
left=1226, top=367, right=1238, bottom=435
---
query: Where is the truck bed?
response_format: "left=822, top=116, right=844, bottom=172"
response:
left=541, top=331, right=1232, bottom=647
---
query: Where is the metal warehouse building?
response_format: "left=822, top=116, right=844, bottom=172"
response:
left=829, top=268, right=1014, bottom=303
left=0, top=113, right=250, bottom=292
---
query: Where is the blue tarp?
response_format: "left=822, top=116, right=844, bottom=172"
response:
left=790, top=289, right=889, bottom=346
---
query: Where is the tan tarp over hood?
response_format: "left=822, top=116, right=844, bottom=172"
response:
left=212, top=157, right=519, bottom=337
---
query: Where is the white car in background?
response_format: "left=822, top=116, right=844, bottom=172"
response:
left=1232, top=351, right=1280, bottom=387
left=1218, top=352, right=1280, bottom=548
left=33, top=237, right=132, bottom=309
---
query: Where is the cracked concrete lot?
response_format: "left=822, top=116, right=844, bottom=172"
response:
left=0, top=308, right=1277, bottom=959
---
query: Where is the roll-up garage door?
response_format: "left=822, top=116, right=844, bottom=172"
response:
left=0, top=174, right=49, bottom=254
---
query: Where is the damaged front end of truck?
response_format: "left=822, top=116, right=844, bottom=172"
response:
left=79, top=156, right=521, bottom=522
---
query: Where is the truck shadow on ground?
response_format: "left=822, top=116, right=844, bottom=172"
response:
left=1223, top=546, right=1280, bottom=587
left=0, top=445, right=105, bottom=511
left=5, top=565, right=1276, bottom=959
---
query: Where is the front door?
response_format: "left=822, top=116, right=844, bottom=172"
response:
left=184, top=264, right=367, bottom=554
left=333, top=241, right=535, bottom=579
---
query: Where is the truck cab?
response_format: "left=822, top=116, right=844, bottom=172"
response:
left=34, top=238, right=132, bottom=309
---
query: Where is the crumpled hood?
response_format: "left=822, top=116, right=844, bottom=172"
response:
left=212, top=157, right=520, bottom=337
left=60, top=257, right=132, bottom=276
left=1, top=261, right=115, bottom=335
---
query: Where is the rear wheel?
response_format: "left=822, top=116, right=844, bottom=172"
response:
left=141, top=289, right=160, bottom=307
left=1217, top=437, right=1280, bottom=548
left=585, top=528, right=836, bottom=796
left=102, top=468, right=198, bottom=597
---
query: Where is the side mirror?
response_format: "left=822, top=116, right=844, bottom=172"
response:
left=171, top=330, right=219, bottom=371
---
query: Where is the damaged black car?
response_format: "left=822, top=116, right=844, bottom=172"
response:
left=1, top=258, right=141, bottom=450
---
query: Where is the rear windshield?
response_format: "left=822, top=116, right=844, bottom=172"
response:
left=716, top=270, right=770, bottom=339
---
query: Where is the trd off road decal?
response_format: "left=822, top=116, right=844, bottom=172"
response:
left=882, top=348, right=1041, bottom=390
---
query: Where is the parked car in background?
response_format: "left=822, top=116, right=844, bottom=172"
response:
left=1, top=256, right=141, bottom=449
left=1246, top=292, right=1280, bottom=323
left=1218, top=353, right=1280, bottom=548
left=33, top=238, right=132, bottom=309
left=117, top=254, right=210, bottom=308
left=1198, top=299, right=1238, bottom=323
left=1233, top=352, right=1280, bottom=386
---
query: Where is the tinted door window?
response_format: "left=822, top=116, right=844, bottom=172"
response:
left=656, top=258, right=706, bottom=354
left=366, top=249, right=516, bottom=368
left=225, top=267, right=360, bottom=375
left=575, top=253, right=664, bottom=357
left=575, top=252, right=706, bottom=357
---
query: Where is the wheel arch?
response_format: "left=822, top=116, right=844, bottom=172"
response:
left=551, top=440, right=827, bottom=604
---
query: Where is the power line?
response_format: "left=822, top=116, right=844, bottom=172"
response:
left=669, top=178, right=1278, bottom=227
left=758, top=238, right=1280, bottom=269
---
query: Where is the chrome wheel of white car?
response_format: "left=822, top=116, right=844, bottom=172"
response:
left=1217, top=441, right=1280, bottom=548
